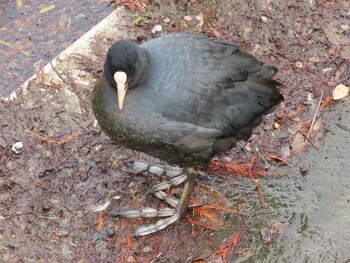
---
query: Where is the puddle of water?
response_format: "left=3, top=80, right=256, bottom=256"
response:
left=0, top=0, right=113, bottom=97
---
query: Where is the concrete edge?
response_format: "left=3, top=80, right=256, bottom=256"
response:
left=3, top=7, right=123, bottom=101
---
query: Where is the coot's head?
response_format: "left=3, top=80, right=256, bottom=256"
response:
left=104, top=40, right=148, bottom=109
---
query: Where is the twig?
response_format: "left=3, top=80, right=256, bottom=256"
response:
left=306, top=92, right=323, bottom=139
left=50, top=60, right=70, bottom=86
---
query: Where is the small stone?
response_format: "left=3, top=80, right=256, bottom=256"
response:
left=295, top=61, right=303, bottom=68
left=299, top=164, right=310, bottom=175
left=163, top=17, right=170, bottom=23
left=245, top=143, right=252, bottom=152
left=127, top=255, right=136, bottom=263
left=42, top=204, right=51, bottom=212
left=261, top=16, right=268, bottom=23
left=12, top=141, right=24, bottom=154
left=57, top=230, right=69, bottom=237
left=78, top=70, right=87, bottom=77
left=223, top=156, right=232, bottom=162
left=151, top=25, right=162, bottom=34
left=0, top=137, right=6, bottom=148
left=106, top=228, right=115, bottom=237
left=44, top=150, right=52, bottom=158
left=92, top=233, right=103, bottom=243
left=142, top=246, right=153, bottom=253
left=340, top=24, right=349, bottom=30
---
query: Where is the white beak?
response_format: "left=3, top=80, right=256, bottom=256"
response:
left=114, top=71, right=128, bottom=110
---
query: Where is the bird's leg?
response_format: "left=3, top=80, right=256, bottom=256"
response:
left=176, top=166, right=197, bottom=214
left=134, top=167, right=198, bottom=236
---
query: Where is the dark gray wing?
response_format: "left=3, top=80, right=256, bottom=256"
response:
left=142, top=33, right=283, bottom=139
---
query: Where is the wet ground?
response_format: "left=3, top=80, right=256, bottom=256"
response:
left=0, top=0, right=114, bottom=97
left=1, top=0, right=350, bottom=262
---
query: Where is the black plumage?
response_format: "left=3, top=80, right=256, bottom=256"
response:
left=92, top=33, right=284, bottom=236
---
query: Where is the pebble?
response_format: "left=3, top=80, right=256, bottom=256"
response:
left=299, top=164, right=310, bottom=175
left=151, top=25, right=162, bottom=34
left=143, top=246, right=153, bottom=253
left=56, top=230, right=69, bottom=237
left=261, top=16, right=268, bottom=23
left=42, top=205, right=51, bottom=212
left=105, top=228, right=115, bottom=237
left=295, top=61, right=303, bottom=68
left=12, top=141, right=24, bottom=154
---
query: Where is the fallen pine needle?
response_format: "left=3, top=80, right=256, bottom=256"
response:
left=97, top=212, right=104, bottom=231
left=248, top=157, right=264, bottom=207
left=265, top=154, right=290, bottom=166
left=23, top=181, right=44, bottom=187
left=213, top=229, right=244, bottom=262
left=191, top=205, right=245, bottom=230
left=26, top=129, right=82, bottom=145
left=122, top=233, right=133, bottom=263
left=38, top=215, right=59, bottom=220
left=195, top=205, right=245, bottom=216
left=120, top=0, right=144, bottom=11
left=210, top=160, right=268, bottom=178
left=187, top=216, right=218, bottom=231
left=320, top=95, right=333, bottom=110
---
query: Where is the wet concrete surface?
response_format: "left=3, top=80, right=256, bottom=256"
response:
left=228, top=101, right=350, bottom=262
left=267, top=102, right=350, bottom=263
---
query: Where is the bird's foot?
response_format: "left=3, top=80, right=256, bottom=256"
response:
left=116, top=163, right=198, bottom=236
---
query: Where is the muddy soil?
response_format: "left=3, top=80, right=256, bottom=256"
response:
left=1, top=0, right=349, bottom=262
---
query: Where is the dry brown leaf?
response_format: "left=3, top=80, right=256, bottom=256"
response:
left=333, top=84, right=349, bottom=100
left=291, top=132, right=307, bottom=154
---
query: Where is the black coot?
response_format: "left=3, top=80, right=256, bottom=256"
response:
left=92, top=33, right=284, bottom=236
